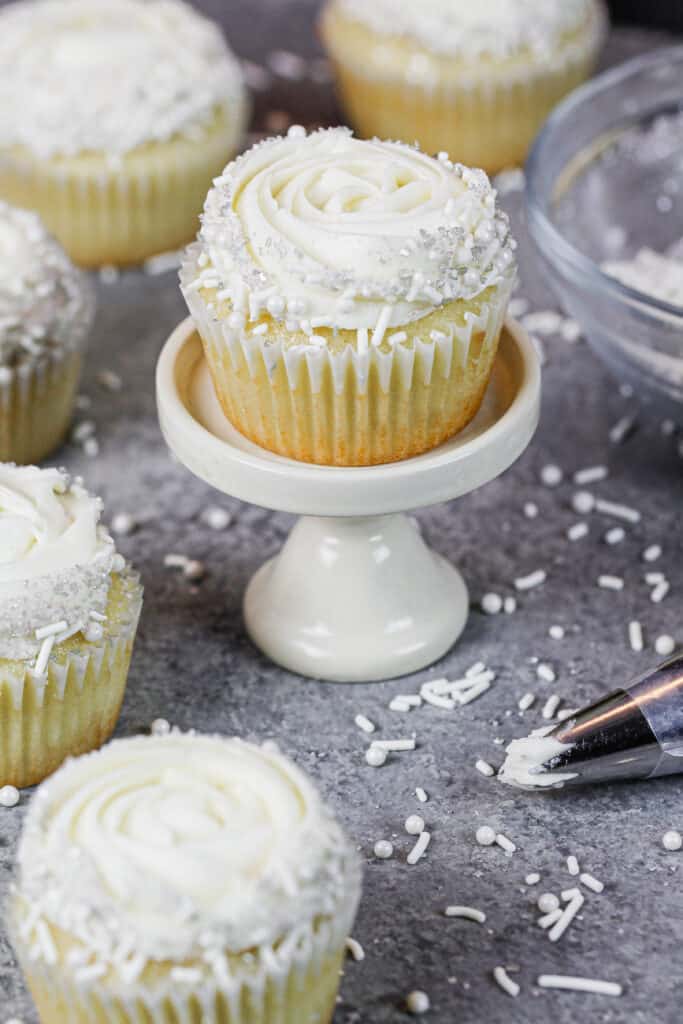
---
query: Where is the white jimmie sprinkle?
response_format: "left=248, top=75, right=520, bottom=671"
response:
left=548, top=890, right=584, bottom=942
left=415, top=787, right=428, bottom=803
left=537, top=663, right=556, bottom=684
left=407, top=830, right=431, bottom=865
left=355, top=714, right=376, bottom=734
left=567, top=522, right=589, bottom=542
left=643, top=544, right=662, bottom=563
left=651, top=580, right=671, bottom=604
left=345, top=938, right=365, bottom=962
left=595, top=499, right=641, bottom=524
left=445, top=906, right=487, bottom=924
left=609, top=415, right=637, bottom=445
left=515, top=570, right=547, bottom=592
left=629, top=620, right=644, bottom=653
left=496, top=833, right=516, bottom=855
left=537, top=975, right=622, bottom=997
left=493, top=966, right=520, bottom=997
left=542, top=695, right=561, bottom=720
left=580, top=872, right=604, bottom=893
left=35, top=620, right=68, bottom=640
left=475, top=759, right=496, bottom=778
left=597, top=575, right=624, bottom=591
left=33, top=635, right=55, bottom=676
left=518, top=692, right=536, bottom=711
left=605, top=527, right=626, bottom=545
left=573, top=465, right=608, bottom=485
left=371, top=739, right=415, bottom=752
left=525, top=872, right=541, bottom=885
left=566, top=855, right=580, bottom=876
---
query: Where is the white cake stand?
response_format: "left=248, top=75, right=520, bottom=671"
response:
left=156, top=317, right=540, bottom=683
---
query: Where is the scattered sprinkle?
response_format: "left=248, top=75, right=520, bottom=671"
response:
left=643, top=544, right=662, bottom=563
left=515, top=570, right=547, bottom=592
left=524, top=311, right=563, bottom=335
left=567, top=855, right=580, bottom=877
left=537, top=663, right=556, bottom=683
left=655, top=635, right=676, bottom=657
left=597, top=575, right=624, bottom=591
left=537, top=975, right=622, bottom=997
left=365, top=747, right=387, bottom=768
left=345, top=938, right=365, bottom=962
left=567, top=522, right=589, bottom=542
left=415, top=787, right=428, bottom=803
left=548, top=890, right=584, bottom=942
left=573, top=465, right=608, bottom=486
left=355, top=714, right=376, bottom=735
left=651, top=580, right=670, bottom=604
left=609, top=415, right=637, bottom=445
left=476, top=826, right=497, bottom=847
left=445, top=906, right=486, bottom=924
left=595, top=498, right=641, bottom=524
left=605, top=527, right=626, bottom=545
left=475, top=759, right=495, bottom=778
left=495, top=833, right=516, bottom=855
left=518, top=692, right=536, bottom=711
left=572, top=491, right=596, bottom=515
left=538, top=893, right=560, bottom=914
left=406, top=991, right=430, bottom=1015
left=203, top=506, right=232, bottom=530
left=405, top=815, right=425, bottom=836
left=662, top=830, right=682, bottom=851
left=374, top=840, right=394, bottom=860
left=580, top=872, right=604, bottom=893
left=151, top=718, right=171, bottom=736
left=481, top=592, right=503, bottom=615
left=371, top=739, right=415, bottom=752
left=525, top=872, right=541, bottom=885
left=540, top=464, right=563, bottom=487
left=0, top=786, right=20, bottom=808
left=524, top=501, right=539, bottom=519
left=407, top=831, right=431, bottom=865
left=629, top=620, right=644, bottom=652
left=542, top=694, right=561, bottom=720
left=504, top=596, right=517, bottom=614
left=111, top=512, right=137, bottom=536
left=548, top=625, right=565, bottom=640
left=493, top=966, right=520, bottom=998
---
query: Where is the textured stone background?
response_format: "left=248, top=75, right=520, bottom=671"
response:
left=1, top=5, right=683, bottom=1023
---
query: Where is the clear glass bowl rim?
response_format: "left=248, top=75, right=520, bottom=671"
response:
left=526, top=43, right=683, bottom=323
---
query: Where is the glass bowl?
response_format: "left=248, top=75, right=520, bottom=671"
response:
left=526, top=45, right=683, bottom=414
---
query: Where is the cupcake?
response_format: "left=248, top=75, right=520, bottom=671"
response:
left=0, top=464, right=142, bottom=788
left=321, top=0, right=607, bottom=174
left=181, top=127, right=516, bottom=467
left=10, top=732, right=362, bottom=1024
left=0, top=0, right=248, bottom=267
left=0, top=201, right=93, bottom=465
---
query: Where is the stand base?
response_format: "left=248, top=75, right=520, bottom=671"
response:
left=244, top=514, right=468, bottom=682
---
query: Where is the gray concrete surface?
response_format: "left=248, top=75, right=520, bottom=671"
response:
left=1, top=7, right=682, bottom=1023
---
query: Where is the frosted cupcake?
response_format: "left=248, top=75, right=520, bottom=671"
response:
left=0, top=0, right=248, bottom=267
left=0, top=464, right=142, bottom=788
left=0, top=202, right=93, bottom=464
left=181, top=127, right=516, bottom=466
left=321, top=0, right=607, bottom=174
left=10, top=732, right=362, bottom=1024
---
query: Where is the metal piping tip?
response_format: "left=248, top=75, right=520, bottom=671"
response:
left=500, top=654, right=683, bottom=791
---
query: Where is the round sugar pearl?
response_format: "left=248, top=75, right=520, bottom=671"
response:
left=374, top=840, right=394, bottom=860
left=365, top=747, right=387, bottom=768
left=475, top=826, right=496, bottom=847
left=662, top=830, right=682, bottom=852
left=405, top=815, right=425, bottom=836
left=406, top=991, right=430, bottom=1015
left=537, top=893, right=560, bottom=914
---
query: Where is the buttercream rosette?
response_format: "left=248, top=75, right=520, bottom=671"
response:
left=10, top=733, right=362, bottom=1024
left=0, top=464, right=142, bottom=787
left=181, top=126, right=516, bottom=466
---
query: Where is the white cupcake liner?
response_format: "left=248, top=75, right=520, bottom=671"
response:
left=14, top=886, right=359, bottom=1024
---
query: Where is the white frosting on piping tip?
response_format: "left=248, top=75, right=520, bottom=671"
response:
left=14, top=733, right=361, bottom=976
left=184, top=127, right=516, bottom=338
left=0, top=202, right=94, bottom=369
left=499, top=726, right=578, bottom=790
left=0, top=465, right=116, bottom=660
left=334, top=0, right=605, bottom=61
left=0, top=0, right=246, bottom=158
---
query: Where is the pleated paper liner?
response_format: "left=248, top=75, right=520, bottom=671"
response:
left=0, top=348, right=83, bottom=465
left=321, top=4, right=606, bottom=173
left=0, top=106, right=246, bottom=267
left=0, top=568, right=143, bottom=789
left=12, top=896, right=357, bottom=1024
left=183, top=269, right=512, bottom=467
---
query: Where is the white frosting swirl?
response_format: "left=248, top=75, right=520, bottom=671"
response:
left=0, top=465, right=116, bottom=660
left=16, top=734, right=361, bottom=970
left=334, top=0, right=604, bottom=61
left=0, top=0, right=246, bottom=158
left=187, top=128, right=515, bottom=336
left=0, top=202, right=93, bottom=368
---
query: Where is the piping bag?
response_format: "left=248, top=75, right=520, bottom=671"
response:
left=499, top=653, right=683, bottom=790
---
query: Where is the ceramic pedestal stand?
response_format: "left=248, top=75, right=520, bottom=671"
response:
left=156, top=318, right=540, bottom=682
